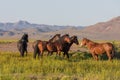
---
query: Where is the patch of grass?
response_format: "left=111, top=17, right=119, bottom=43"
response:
left=1, top=51, right=120, bottom=80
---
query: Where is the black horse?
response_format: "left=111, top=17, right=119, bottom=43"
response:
left=17, top=33, right=28, bottom=57
left=62, top=35, right=79, bottom=58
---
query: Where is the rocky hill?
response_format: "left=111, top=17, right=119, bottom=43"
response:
left=0, top=16, right=120, bottom=40
left=0, top=20, right=83, bottom=40
left=80, top=16, right=120, bottom=40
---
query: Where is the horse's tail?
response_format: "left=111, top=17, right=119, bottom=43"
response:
left=17, top=41, right=21, bottom=51
left=111, top=45, right=116, bottom=58
left=33, top=40, right=40, bottom=59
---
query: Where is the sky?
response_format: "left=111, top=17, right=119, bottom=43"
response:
left=0, top=0, right=120, bottom=26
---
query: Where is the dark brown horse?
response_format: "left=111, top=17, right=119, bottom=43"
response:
left=33, top=34, right=61, bottom=59
left=80, top=38, right=115, bottom=60
left=62, top=35, right=79, bottom=58
left=46, top=34, right=71, bottom=58
left=17, top=33, right=28, bottom=57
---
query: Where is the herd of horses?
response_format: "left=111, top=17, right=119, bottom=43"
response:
left=17, top=33, right=115, bottom=60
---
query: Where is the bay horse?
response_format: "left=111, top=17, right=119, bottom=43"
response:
left=33, top=34, right=61, bottom=59
left=46, top=34, right=71, bottom=58
left=62, top=35, right=79, bottom=58
left=17, top=33, right=28, bottom=57
left=80, top=38, right=115, bottom=60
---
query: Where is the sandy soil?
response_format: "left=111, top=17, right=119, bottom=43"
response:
left=0, top=42, right=87, bottom=53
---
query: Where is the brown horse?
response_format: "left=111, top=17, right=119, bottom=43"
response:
left=46, top=34, right=71, bottom=58
left=33, top=34, right=61, bottom=59
left=62, top=35, right=79, bottom=58
left=80, top=38, right=115, bottom=60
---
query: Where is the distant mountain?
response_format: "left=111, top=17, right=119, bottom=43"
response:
left=1, top=16, right=120, bottom=40
left=79, top=16, right=120, bottom=40
left=45, top=16, right=120, bottom=40
left=0, top=20, right=83, bottom=39
left=82, top=16, right=120, bottom=33
left=0, top=20, right=78, bottom=31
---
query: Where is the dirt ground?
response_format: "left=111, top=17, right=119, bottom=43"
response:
left=0, top=42, right=87, bottom=53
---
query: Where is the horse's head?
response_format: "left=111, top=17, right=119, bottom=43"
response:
left=70, top=36, right=79, bottom=45
left=80, top=38, right=89, bottom=47
left=62, top=34, right=71, bottom=43
left=21, top=33, right=29, bottom=42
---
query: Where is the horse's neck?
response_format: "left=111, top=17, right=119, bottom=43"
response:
left=49, top=36, right=58, bottom=42
left=69, top=41, right=74, bottom=47
left=20, top=38, right=28, bottom=43
left=57, top=37, right=66, bottom=46
left=65, top=42, right=73, bottom=50
left=86, top=41, right=96, bottom=50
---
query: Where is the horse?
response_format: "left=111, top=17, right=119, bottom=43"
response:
left=17, top=33, right=28, bottom=57
left=80, top=38, right=115, bottom=60
left=33, top=34, right=61, bottom=59
left=46, top=34, right=71, bottom=58
left=62, top=35, right=79, bottom=58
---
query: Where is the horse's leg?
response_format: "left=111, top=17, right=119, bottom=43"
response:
left=33, top=50, right=37, bottom=59
left=111, top=49, right=115, bottom=59
left=63, top=52, right=65, bottom=58
left=47, top=51, right=53, bottom=56
left=66, top=52, right=69, bottom=59
left=94, top=54, right=98, bottom=60
left=40, top=50, right=44, bottom=58
left=64, top=51, right=69, bottom=58
left=91, top=53, right=98, bottom=60
left=58, top=52, right=61, bottom=56
left=50, top=52, right=53, bottom=56
left=33, top=47, right=37, bottom=59
left=56, top=50, right=61, bottom=57
left=21, top=50, right=24, bottom=57
left=47, top=51, right=50, bottom=56
left=38, top=51, right=40, bottom=59
left=106, top=51, right=112, bottom=60
left=25, top=48, right=28, bottom=56
left=20, top=51, right=23, bottom=57
left=20, top=48, right=24, bottom=57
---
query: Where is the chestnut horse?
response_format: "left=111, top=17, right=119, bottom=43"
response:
left=33, top=34, right=61, bottom=59
left=80, top=38, right=115, bottom=60
left=46, top=34, right=71, bottom=58
left=62, top=35, right=79, bottom=58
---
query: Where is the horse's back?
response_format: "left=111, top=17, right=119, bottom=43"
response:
left=102, top=42, right=114, bottom=50
left=38, top=41, right=48, bottom=51
left=32, top=40, right=41, bottom=49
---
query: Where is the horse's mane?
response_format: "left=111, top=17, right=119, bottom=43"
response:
left=61, top=34, right=69, bottom=38
left=58, top=34, right=69, bottom=43
left=84, top=38, right=98, bottom=45
left=51, top=34, right=69, bottom=43
left=70, top=36, right=77, bottom=40
left=48, top=34, right=60, bottom=42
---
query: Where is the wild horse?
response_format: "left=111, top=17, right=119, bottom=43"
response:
left=33, top=34, right=61, bottom=59
left=46, top=34, right=71, bottom=58
left=17, top=33, right=28, bottom=57
left=80, top=38, right=115, bottom=60
left=62, top=35, right=79, bottom=58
